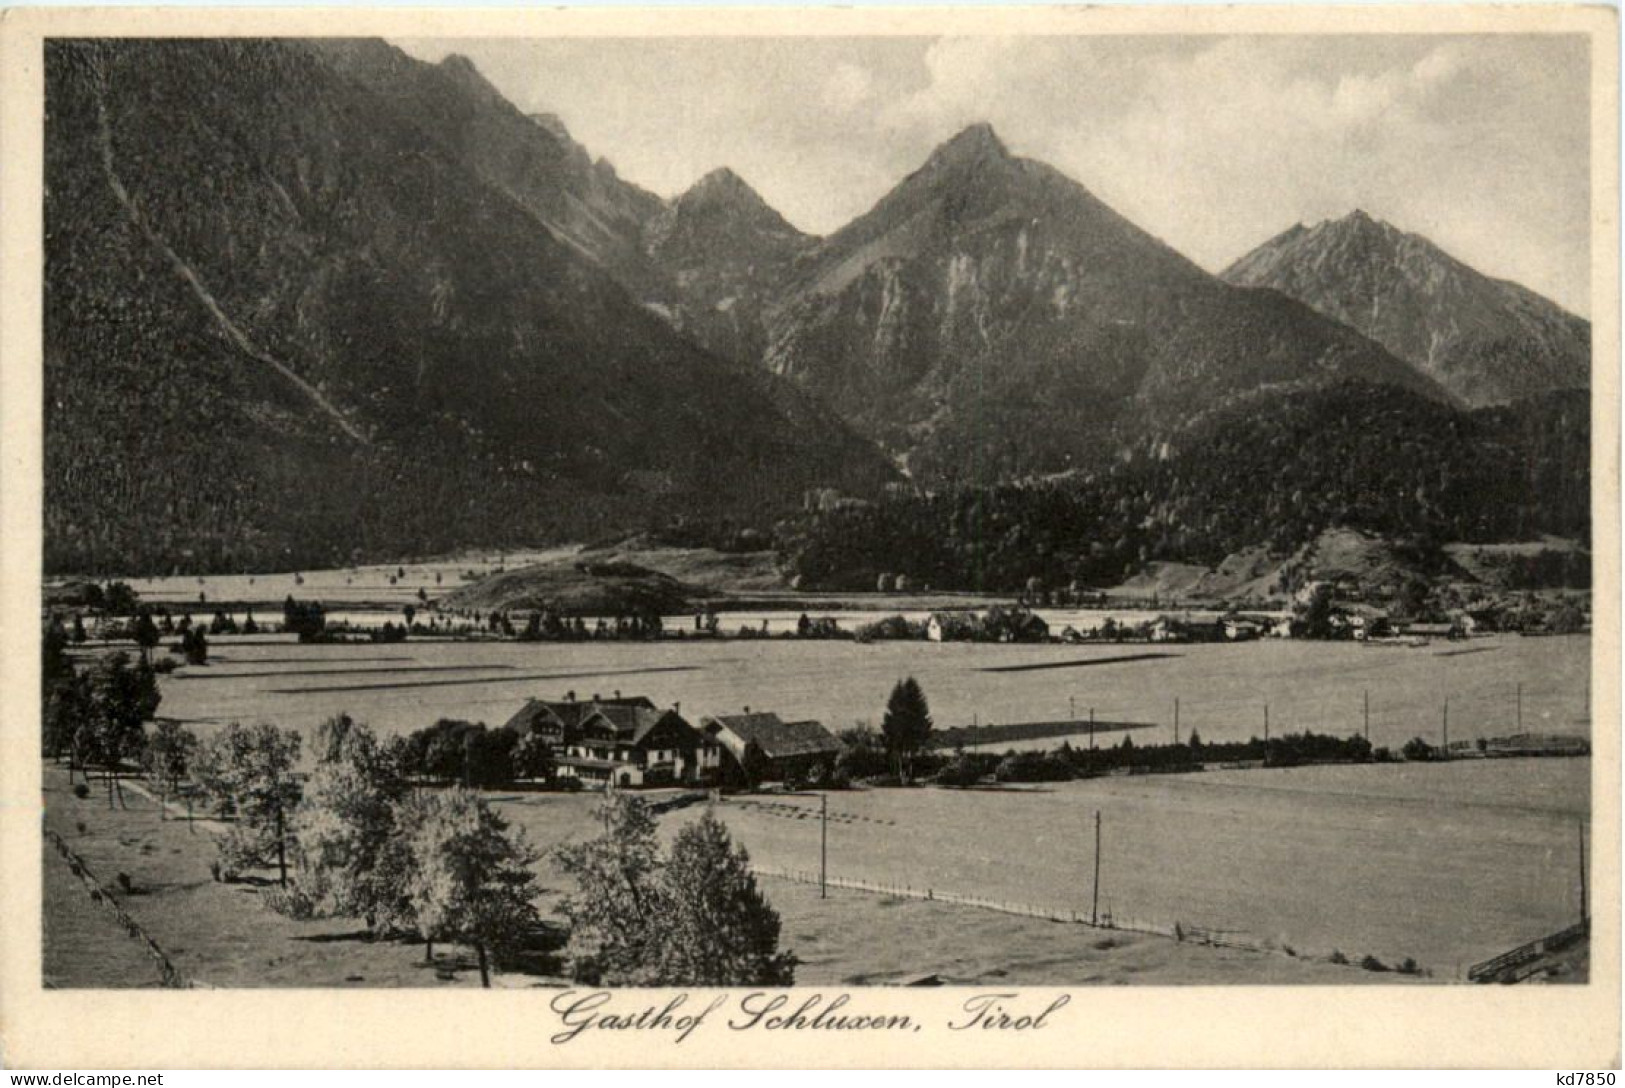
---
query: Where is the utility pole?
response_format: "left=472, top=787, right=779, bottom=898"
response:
left=1091, top=810, right=1102, bottom=926
left=1174, top=697, right=1181, bottom=745
left=820, top=793, right=829, bottom=900
left=1070, top=694, right=1076, bottom=722
left=1579, top=818, right=1588, bottom=929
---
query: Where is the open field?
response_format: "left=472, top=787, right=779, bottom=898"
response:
left=642, top=760, right=1589, bottom=976
left=40, top=766, right=1403, bottom=987
left=150, top=633, right=1590, bottom=755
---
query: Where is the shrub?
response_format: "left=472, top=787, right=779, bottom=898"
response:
left=828, top=766, right=852, bottom=790
left=263, top=884, right=319, bottom=920
left=994, top=750, right=1074, bottom=783
left=72, top=783, right=90, bottom=800
left=1329, top=949, right=1349, bottom=965
left=935, top=753, right=990, bottom=787
left=116, top=872, right=133, bottom=894
left=1360, top=954, right=1390, bottom=972
left=1398, top=957, right=1420, bottom=975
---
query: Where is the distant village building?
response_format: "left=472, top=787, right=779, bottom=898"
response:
left=982, top=605, right=1050, bottom=643
left=1343, top=606, right=1391, bottom=641
left=1222, top=617, right=1264, bottom=641
left=701, top=711, right=845, bottom=786
left=926, top=611, right=980, bottom=642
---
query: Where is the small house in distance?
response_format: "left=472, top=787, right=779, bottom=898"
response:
left=1222, top=617, right=1264, bottom=641
left=926, top=611, right=980, bottom=642
left=702, top=711, right=845, bottom=786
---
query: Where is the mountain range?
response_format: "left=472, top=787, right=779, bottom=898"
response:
left=1223, top=210, right=1590, bottom=408
left=43, top=38, right=1591, bottom=575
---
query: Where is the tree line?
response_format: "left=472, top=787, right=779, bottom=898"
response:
left=776, top=382, right=1590, bottom=594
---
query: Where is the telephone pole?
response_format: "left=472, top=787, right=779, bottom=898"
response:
left=1578, top=818, right=1588, bottom=929
left=820, top=793, right=828, bottom=900
left=1091, top=810, right=1102, bottom=926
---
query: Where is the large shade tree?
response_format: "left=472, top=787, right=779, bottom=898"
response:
left=404, top=788, right=539, bottom=988
left=192, top=722, right=302, bottom=885
left=293, top=715, right=410, bottom=928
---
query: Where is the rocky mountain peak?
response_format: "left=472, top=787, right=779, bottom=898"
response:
left=527, top=111, right=575, bottom=145
left=925, top=122, right=1012, bottom=171
left=681, top=166, right=766, bottom=209
left=1223, top=211, right=1589, bottom=407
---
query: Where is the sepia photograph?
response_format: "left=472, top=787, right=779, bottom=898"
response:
left=3, top=3, right=1618, bottom=1068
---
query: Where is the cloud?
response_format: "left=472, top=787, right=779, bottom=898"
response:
left=821, top=62, right=875, bottom=113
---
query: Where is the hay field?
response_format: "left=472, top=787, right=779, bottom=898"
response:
left=153, top=634, right=1589, bottom=755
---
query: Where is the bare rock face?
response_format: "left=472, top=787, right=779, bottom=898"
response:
left=754, top=125, right=1441, bottom=483
left=1223, top=210, right=1590, bottom=408
left=643, top=166, right=814, bottom=367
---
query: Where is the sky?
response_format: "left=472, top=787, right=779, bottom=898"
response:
left=393, top=34, right=1592, bottom=315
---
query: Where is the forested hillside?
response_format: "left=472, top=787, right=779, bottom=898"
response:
left=44, top=40, right=893, bottom=575
left=776, top=383, right=1590, bottom=593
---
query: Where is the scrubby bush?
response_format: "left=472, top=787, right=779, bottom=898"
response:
left=1360, top=954, right=1390, bottom=972
left=935, top=752, right=992, bottom=787
left=72, top=783, right=90, bottom=800
left=994, top=750, right=1074, bottom=783
left=263, top=884, right=319, bottom=920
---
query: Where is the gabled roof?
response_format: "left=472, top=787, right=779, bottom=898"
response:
left=705, top=713, right=843, bottom=760
left=503, top=695, right=656, bottom=735
left=581, top=704, right=690, bottom=746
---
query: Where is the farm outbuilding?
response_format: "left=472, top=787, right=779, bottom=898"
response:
left=701, top=711, right=845, bottom=786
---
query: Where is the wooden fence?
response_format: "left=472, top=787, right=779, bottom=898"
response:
left=749, top=864, right=1281, bottom=956
left=45, top=827, right=196, bottom=988
left=1467, top=921, right=1588, bottom=983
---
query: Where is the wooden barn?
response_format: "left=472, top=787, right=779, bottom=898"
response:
left=701, top=711, right=845, bottom=786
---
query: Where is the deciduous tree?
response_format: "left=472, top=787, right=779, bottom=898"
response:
left=404, top=789, right=539, bottom=987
